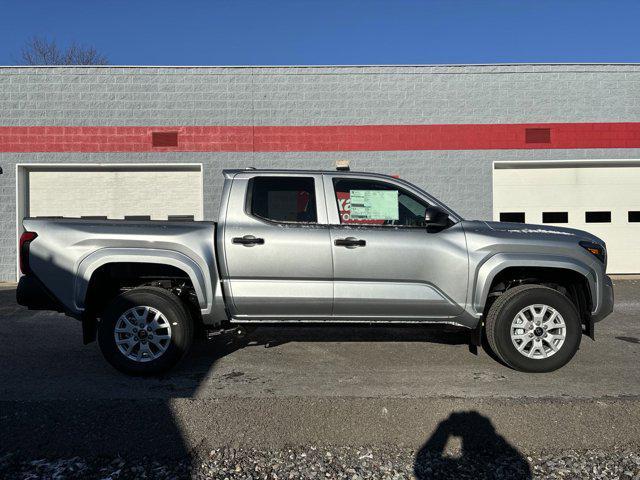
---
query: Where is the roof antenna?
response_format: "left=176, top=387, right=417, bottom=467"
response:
left=335, top=159, right=350, bottom=171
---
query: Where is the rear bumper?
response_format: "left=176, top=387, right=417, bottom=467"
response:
left=16, top=275, right=65, bottom=313
left=593, top=274, right=614, bottom=323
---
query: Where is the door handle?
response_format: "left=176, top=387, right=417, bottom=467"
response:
left=232, top=235, right=265, bottom=246
left=334, top=237, right=366, bottom=248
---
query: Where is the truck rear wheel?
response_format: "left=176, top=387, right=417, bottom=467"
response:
left=97, top=287, right=193, bottom=376
left=485, top=284, right=581, bottom=373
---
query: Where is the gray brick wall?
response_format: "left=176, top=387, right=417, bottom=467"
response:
left=2, top=65, right=640, bottom=126
left=1, top=64, right=640, bottom=280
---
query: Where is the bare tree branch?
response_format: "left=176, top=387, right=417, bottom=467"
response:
left=18, top=36, right=109, bottom=65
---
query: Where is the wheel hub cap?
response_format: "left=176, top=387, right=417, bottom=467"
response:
left=510, top=304, right=566, bottom=359
left=114, top=306, right=172, bottom=363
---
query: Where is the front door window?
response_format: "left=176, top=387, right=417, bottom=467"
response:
left=333, top=178, right=429, bottom=227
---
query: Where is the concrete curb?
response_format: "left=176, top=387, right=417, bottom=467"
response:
left=610, top=274, right=640, bottom=280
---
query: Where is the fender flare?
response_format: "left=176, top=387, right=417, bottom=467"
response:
left=473, top=253, right=598, bottom=315
left=74, top=247, right=212, bottom=314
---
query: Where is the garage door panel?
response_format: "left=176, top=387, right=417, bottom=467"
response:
left=27, top=167, right=203, bottom=220
left=494, top=169, right=579, bottom=186
left=494, top=163, right=640, bottom=274
left=495, top=167, right=640, bottom=186
left=494, top=188, right=637, bottom=211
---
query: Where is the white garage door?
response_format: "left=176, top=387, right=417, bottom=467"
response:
left=493, top=161, right=640, bottom=274
left=23, top=164, right=203, bottom=221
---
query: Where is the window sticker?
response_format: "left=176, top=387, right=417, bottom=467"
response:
left=349, top=190, right=399, bottom=221
left=337, top=191, right=383, bottom=224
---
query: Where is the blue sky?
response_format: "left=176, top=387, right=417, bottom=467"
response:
left=1, top=0, right=639, bottom=65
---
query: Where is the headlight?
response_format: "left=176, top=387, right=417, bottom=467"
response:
left=579, top=241, right=606, bottom=263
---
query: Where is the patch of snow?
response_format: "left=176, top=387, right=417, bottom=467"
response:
left=505, top=228, right=574, bottom=236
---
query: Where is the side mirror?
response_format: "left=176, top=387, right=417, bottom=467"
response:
left=424, top=206, right=449, bottom=228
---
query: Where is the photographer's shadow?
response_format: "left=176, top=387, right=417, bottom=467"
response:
left=414, top=411, right=531, bottom=479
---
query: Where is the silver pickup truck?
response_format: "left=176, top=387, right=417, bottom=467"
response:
left=17, top=168, right=614, bottom=375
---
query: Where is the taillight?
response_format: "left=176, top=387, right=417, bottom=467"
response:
left=19, top=231, right=37, bottom=274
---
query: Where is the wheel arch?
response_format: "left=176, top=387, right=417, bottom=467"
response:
left=75, top=248, right=211, bottom=314
left=473, top=254, right=597, bottom=317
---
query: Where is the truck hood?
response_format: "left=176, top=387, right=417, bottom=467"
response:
left=460, top=220, right=606, bottom=261
left=480, top=221, right=605, bottom=245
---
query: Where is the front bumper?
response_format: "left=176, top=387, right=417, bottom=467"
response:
left=16, top=275, right=65, bottom=312
left=593, top=274, right=614, bottom=323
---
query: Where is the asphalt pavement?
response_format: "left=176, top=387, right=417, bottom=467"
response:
left=1, top=280, right=639, bottom=464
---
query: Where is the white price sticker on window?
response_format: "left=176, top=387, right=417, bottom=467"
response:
left=349, top=190, right=399, bottom=220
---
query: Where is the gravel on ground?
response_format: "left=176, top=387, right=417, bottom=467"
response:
left=2, top=446, right=639, bottom=480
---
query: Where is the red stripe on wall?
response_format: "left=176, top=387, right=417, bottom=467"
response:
left=1, top=123, right=640, bottom=152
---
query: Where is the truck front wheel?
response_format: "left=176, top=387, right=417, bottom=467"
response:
left=97, top=287, right=193, bottom=376
left=485, top=284, right=582, bottom=373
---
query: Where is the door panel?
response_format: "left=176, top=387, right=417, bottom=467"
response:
left=326, top=174, right=468, bottom=320
left=226, top=279, right=333, bottom=316
left=330, top=224, right=468, bottom=318
left=222, top=174, right=333, bottom=319
left=333, top=280, right=457, bottom=317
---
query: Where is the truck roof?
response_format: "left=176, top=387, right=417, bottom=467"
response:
left=222, top=168, right=395, bottom=178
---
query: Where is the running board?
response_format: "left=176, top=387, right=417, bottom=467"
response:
left=229, top=317, right=471, bottom=328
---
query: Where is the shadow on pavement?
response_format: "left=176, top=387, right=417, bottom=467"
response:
left=0, top=286, right=480, bottom=463
left=414, top=411, right=531, bottom=479
left=2, top=286, right=527, bottom=480
left=616, top=336, right=640, bottom=344
left=177, top=323, right=473, bottom=380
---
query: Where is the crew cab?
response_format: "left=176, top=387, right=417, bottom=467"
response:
left=17, top=168, right=614, bottom=375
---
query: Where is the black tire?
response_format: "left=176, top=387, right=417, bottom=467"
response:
left=485, top=284, right=582, bottom=373
left=97, top=287, right=194, bottom=376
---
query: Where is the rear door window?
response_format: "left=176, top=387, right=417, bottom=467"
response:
left=250, top=177, right=317, bottom=223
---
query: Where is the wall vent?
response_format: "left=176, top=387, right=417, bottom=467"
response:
left=152, top=131, right=178, bottom=147
left=525, top=128, right=551, bottom=144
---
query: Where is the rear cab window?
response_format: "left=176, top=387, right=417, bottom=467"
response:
left=249, top=176, right=317, bottom=223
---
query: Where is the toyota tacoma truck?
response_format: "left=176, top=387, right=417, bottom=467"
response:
left=17, top=168, right=614, bottom=375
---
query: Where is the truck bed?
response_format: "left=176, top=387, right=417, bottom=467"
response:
left=21, top=217, right=219, bottom=319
